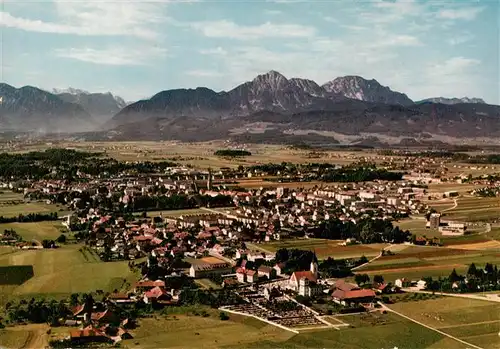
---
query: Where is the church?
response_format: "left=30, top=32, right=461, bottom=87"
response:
left=288, top=259, right=323, bottom=297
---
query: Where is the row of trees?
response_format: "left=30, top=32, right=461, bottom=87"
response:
left=5, top=298, right=70, bottom=325
left=0, top=212, right=59, bottom=224
left=425, top=262, right=500, bottom=293
left=321, top=167, right=403, bottom=182
left=214, top=149, right=252, bottom=157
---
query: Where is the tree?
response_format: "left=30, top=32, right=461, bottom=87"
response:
left=374, top=275, right=384, bottom=284
left=467, top=263, right=477, bottom=277
left=449, top=269, right=461, bottom=283
left=219, top=312, right=229, bottom=321
left=355, top=274, right=370, bottom=285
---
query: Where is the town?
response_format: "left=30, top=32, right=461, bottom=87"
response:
left=0, top=144, right=499, bottom=348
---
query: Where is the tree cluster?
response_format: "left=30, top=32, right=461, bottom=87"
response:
left=313, top=218, right=411, bottom=244
left=214, top=149, right=252, bottom=157
left=5, top=298, right=70, bottom=325
left=0, top=212, right=58, bottom=224
left=424, top=262, right=500, bottom=293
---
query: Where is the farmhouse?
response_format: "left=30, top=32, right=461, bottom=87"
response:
left=332, top=289, right=376, bottom=305
left=70, top=325, right=112, bottom=345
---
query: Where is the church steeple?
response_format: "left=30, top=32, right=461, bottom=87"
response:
left=207, top=167, right=213, bottom=190
left=310, top=251, right=318, bottom=278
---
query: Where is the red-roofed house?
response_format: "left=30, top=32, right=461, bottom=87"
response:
left=70, top=325, right=112, bottom=345
left=332, top=289, right=376, bottom=305
left=91, top=309, right=118, bottom=325
left=134, top=280, right=165, bottom=293
left=143, top=286, right=173, bottom=304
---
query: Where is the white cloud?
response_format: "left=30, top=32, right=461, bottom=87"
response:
left=448, top=33, right=475, bottom=45
left=0, top=0, right=177, bottom=39
left=438, top=7, right=485, bottom=21
left=186, top=70, right=223, bottom=77
left=200, top=47, right=228, bottom=56
left=264, top=10, right=283, bottom=15
left=417, top=56, right=482, bottom=99
left=428, top=56, right=480, bottom=76
left=54, top=46, right=167, bottom=65
left=378, top=35, right=422, bottom=47
left=190, top=20, right=316, bottom=40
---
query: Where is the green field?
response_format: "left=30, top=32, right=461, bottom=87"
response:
left=390, top=297, right=500, bottom=349
left=0, top=244, right=139, bottom=301
left=243, top=312, right=463, bottom=349
left=0, top=201, right=69, bottom=218
left=123, top=312, right=293, bottom=348
left=253, top=239, right=385, bottom=259
left=0, top=221, right=66, bottom=242
left=0, top=191, right=23, bottom=203
left=123, top=310, right=461, bottom=349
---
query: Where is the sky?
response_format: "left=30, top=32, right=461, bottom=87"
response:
left=1, top=0, right=499, bottom=104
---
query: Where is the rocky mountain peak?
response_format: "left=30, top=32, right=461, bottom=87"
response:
left=250, top=70, right=289, bottom=91
left=322, top=76, right=413, bottom=105
left=419, top=97, right=487, bottom=105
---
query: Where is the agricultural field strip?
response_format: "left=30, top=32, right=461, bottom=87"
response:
left=383, top=305, right=483, bottom=349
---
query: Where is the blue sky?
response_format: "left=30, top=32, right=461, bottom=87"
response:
left=1, top=0, right=498, bottom=103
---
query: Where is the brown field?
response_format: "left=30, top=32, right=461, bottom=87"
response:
left=357, top=243, right=500, bottom=280
left=254, top=239, right=385, bottom=259
left=17, top=141, right=379, bottom=169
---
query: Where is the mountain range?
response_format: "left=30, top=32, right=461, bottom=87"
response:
left=52, top=88, right=128, bottom=122
left=0, top=71, right=497, bottom=145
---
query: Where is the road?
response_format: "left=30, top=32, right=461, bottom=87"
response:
left=352, top=244, right=393, bottom=271
left=441, top=198, right=458, bottom=212
left=378, top=302, right=484, bottom=349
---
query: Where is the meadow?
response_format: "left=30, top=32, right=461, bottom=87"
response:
left=0, top=221, right=66, bottom=242
left=0, top=244, right=139, bottom=303
left=390, top=297, right=500, bottom=349
left=120, top=309, right=464, bottom=349
left=252, top=239, right=386, bottom=259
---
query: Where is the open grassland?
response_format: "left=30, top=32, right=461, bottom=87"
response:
left=124, top=310, right=461, bottom=349
left=0, top=324, right=49, bottom=349
left=123, top=312, right=293, bottom=349
left=0, top=244, right=138, bottom=302
left=253, top=239, right=386, bottom=259
left=390, top=297, right=500, bottom=349
left=0, top=191, right=23, bottom=203
left=243, top=312, right=460, bottom=349
left=356, top=244, right=500, bottom=281
left=0, top=202, right=67, bottom=218
left=0, top=221, right=65, bottom=241
left=428, top=182, right=482, bottom=195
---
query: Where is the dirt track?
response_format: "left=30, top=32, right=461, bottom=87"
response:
left=10, top=324, right=49, bottom=349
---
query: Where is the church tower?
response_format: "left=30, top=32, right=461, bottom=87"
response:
left=207, top=167, right=213, bottom=190
left=310, top=251, right=318, bottom=278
